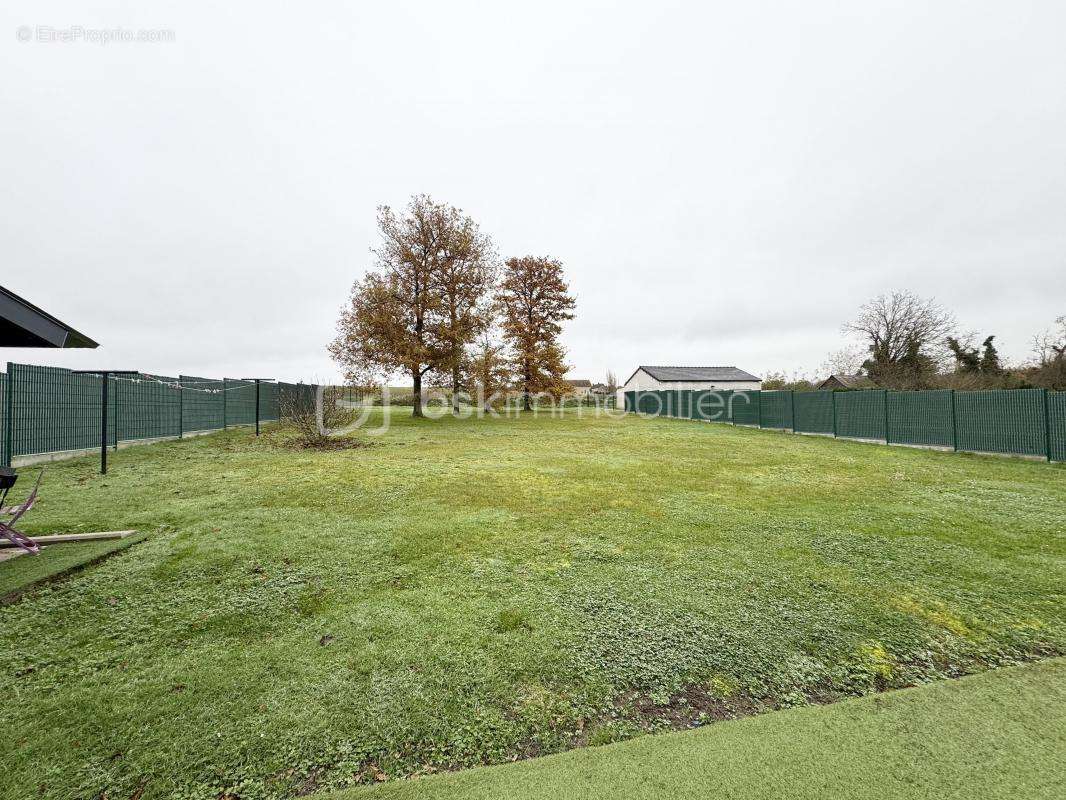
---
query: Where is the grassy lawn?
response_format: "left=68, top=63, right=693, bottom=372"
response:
left=0, top=533, right=147, bottom=601
left=0, top=409, right=1063, bottom=799
left=332, top=657, right=1066, bottom=800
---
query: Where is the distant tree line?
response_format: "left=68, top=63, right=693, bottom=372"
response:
left=329, top=195, right=576, bottom=416
left=764, top=291, right=1065, bottom=392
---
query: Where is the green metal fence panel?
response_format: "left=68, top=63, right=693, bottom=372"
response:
left=680, top=390, right=693, bottom=419
left=7, top=364, right=113, bottom=457
left=0, top=363, right=310, bottom=465
left=690, top=390, right=705, bottom=420
left=692, top=390, right=728, bottom=422
left=624, top=375, right=1058, bottom=462
left=789, top=391, right=825, bottom=434
left=224, top=379, right=256, bottom=426
left=697, top=389, right=732, bottom=423
left=260, top=382, right=280, bottom=421
left=179, top=376, right=224, bottom=432
left=0, top=371, right=8, bottom=466
left=116, top=375, right=181, bottom=442
left=731, top=390, right=760, bottom=426
left=886, top=390, right=953, bottom=448
left=835, top=390, right=887, bottom=441
left=955, top=388, right=1047, bottom=457
left=759, top=390, right=792, bottom=429
left=1049, top=391, right=1065, bottom=462
left=794, top=391, right=834, bottom=434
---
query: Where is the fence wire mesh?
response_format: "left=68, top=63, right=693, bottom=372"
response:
left=625, top=387, right=1064, bottom=462
left=834, top=390, right=887, bottom=441
left=731, top=390, right=760, bottom=426
left=886, top=390, right=953, bottom=448
left=1050, top=392, right=1066, bottom=463
left=2, top=362, right=312, bottom=465
left=759, top=390, right=793, bottom=430
left=955, top=388, right=1047, bottom=457
left=794, top=391, right=834, bottom=434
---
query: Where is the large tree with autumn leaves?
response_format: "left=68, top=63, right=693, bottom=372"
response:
left=496, top=256, right=576, bottom=410
left=329, top=195, right=495, bottom=417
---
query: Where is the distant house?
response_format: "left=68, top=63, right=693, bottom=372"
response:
left=619, top=366, right=762, bottom=405
left=817, top=374, right=878, bottom=390
left=565, top=379, right=593, bottom=398
left=590, top=382, right=608, bottom=396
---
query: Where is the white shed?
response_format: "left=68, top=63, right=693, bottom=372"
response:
left=618, top=366, right=762, bottom=405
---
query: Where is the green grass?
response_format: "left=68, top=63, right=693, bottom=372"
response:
left=0, top=533, right=147, bottom=600
left=331, top=657, right=1066, bottom=800
left=0, top=409, right=1064, bottom=799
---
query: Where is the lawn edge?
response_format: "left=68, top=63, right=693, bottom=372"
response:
left=0, top=532, right=148, bottom=605
left=327, top=656, right=1066, bottom=799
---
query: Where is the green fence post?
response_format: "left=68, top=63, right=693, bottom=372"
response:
left=1045, top=388, right=1053, bottom=462
left=883, top=389, right=890, bottom=444
left=178, top=375, right=184, bottom=439
left=100, top=373, right=110, bottom=474
left=113, top=376, right=120, bottom=451
left=831, top=390, right=837, bottom=437
left=789, top=390, right=795, bottom=432
left=950, top=389, right=958, bottom=452
left=757, top=392, right=763, bottom=428
left=223, top=378, right=228, bottom=429
left=3, top=362, right=13, bottom=467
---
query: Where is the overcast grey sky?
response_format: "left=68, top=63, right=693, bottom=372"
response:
left=2, top=1, right=1064, bottom=384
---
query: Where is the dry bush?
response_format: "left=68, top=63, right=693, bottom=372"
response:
left=281, top=386, right=357, bottom=448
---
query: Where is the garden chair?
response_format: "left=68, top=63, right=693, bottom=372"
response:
left=0, top=469, right=43, bottom=555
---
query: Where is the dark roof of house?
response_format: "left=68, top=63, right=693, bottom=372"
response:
left=817, top=373, right=877, bottom=389
left=631, top=366, right=762, bottom=383
left=0, top=285, right=98, bottom=348
left=567, top=379, right=592, bottom=387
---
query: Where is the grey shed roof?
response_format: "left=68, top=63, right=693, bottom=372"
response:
left=817, top=373, right=877, bottom=390
left=633, top=366, right=762, bottom=382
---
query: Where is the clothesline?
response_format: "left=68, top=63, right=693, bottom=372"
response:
left=102, top=373, right=263, bottom=394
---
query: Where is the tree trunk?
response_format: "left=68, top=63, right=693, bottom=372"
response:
left=523, top=357, right=531, bottom=411
left=451, top=363, right=461, bottom=415
left=412, top=369, right=424, bottom=418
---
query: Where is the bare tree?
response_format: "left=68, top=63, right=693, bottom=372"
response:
left=843, top=291, right=956, bottom=389
left=818, top=344, right=867, bottom=378
left=496, top=256, right=576, bottom=410
left=1027, top=315, right=1066, bottom=389
left=329, top=196, right=455, bottom=418
left=1031, top=316, right=1066, bottom=366
left=605, top=370, right=618, bottom=395
left=281, top=386, right=353, bottom=447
